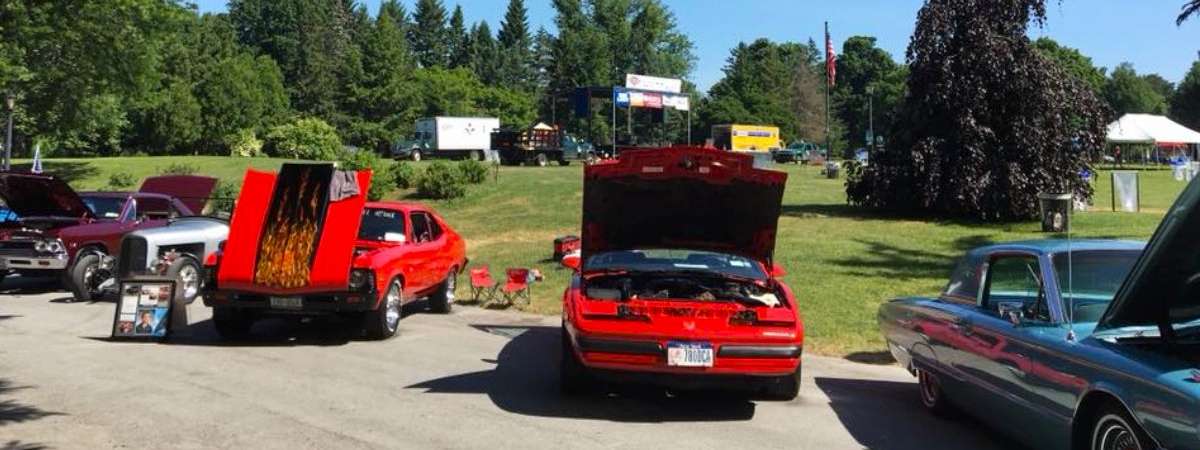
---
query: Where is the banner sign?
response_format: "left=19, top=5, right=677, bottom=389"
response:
left=625, top=74, right=682, bottom=94
left=112, top=278, right=176, bottom=340
left=613, top=88, right=689, bottom=111
left=662, top=94, right=690, bottom=111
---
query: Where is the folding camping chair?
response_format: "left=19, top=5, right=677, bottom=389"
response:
left=469, top=266, right=499, bottom=303
left=502, top=268, right=532, bottom=305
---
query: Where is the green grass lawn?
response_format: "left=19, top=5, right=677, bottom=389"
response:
left=25, top=156, right=1190, bottom=356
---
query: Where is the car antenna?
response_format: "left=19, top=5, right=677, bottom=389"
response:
left=1066, top=195, right=1076, bottom=343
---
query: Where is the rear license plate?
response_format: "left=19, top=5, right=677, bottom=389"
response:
left=667, top=342, right=713, bottom=367
left=269, top=296, right=303, bottom=310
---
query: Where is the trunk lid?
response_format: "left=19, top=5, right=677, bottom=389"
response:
left=0, top=172, right=93, bottom=220
left=582, top=147, right=787, bottom=264
left=138, top=175, right=219, bottom=214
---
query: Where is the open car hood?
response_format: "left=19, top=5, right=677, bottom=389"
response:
left=1097, top=177, right=1200, bottom=338
left=0, top=172, right=94, bottom=219
left=582, top=147, right=787, bottom=264
left=217, top=164, right=372, bottom=294
left=138, top=175, right=218, bottom=213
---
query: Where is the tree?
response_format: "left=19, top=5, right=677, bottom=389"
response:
left=495, top=0, right=535, bottom=92
left=1179, top=1, right=1200, bottom=25
left=498, top=0, right=531, bottom=49
left=1172, top=60, right=1200, bottom=131
left=832, top=36, right=906, bottom=152
left=846, top=0, right=1110, bottom=220
left=1033, top=37, right=1106, bottom=94
left=700, top=39, right=823, bottom=143
left=447, top=5, right=469, bottom=68
left=1142, top=73, right=1176, bottom=102
left=467, top=22, right=499, bottom=84
left=350, top=4, right=419, bottom=151
left=410, top=0, right=450, bottom=68
left=1104, top=63, right=1168, bottom=115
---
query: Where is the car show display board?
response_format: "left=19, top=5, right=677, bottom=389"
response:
left=112, top=278, right=176, bottom=340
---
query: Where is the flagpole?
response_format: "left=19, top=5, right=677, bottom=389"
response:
left=824, top=21, right=831, bottom=163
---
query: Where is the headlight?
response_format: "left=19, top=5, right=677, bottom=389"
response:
left=33, top=240, right=48, bottom=253
left=348, top=269, right=373, bottom=291
left=46, top=239, right=64, bottom=254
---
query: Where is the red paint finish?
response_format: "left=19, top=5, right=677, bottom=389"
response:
left=350, top=202, right=467, bottom=308
left=215, top=169, right=276, bottom=292
left=309, top=170, right=372, bottom=290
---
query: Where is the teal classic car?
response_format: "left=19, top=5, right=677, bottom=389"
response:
left=879, top=232, right=1200, bottom=449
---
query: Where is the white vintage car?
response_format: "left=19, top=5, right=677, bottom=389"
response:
left=113, top=217, right=228, bottom=304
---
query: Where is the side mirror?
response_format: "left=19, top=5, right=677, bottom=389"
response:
left=561, top=252, right=581, bottom=272
left=770, top=263, right=787, bottom=278
left=383, top=232, right=406, bottom=243
left=997, top=302, right=1024, bottom=326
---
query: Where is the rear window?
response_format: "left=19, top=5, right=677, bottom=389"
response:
left=358, top=208, right=405, bottom=241
left=82, top=196, right=125, bottom=219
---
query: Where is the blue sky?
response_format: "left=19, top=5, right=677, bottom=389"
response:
left=193, top=0, right=1200, bottom=92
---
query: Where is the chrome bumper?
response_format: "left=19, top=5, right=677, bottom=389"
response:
left=0, top=254, right=69, bottom=270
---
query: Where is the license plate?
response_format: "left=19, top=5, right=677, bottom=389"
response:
left=667, top=342, right=713, bottom=367
left=269, top=296, right=303, bottom=310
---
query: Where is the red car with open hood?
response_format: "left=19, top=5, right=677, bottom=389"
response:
left=202, top=163, right=467, bottom=340
left=559, top=147, right=803, bottom=399
left=0, top=172, right=217, bottom=300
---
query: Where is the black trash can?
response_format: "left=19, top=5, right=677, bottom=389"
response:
left=1038, top=193, right=1073, bottom=233
left=825, top=161, right=840, bottom=179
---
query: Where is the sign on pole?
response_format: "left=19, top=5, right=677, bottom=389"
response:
left=625, top=74, right=682, bottom=94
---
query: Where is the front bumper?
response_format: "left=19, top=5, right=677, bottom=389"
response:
left=570, top=333, right=802, bottom=378
left=0, top=253, right=69, bottom=271
left=202, top=290, right=379, bottom=314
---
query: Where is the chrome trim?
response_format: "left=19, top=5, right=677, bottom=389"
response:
left=0, top=254, right=68, bottom=270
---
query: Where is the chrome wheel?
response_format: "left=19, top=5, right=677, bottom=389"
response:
left=178, top=264, right=199, bottom=300
left=1093, top=414, right=1143, bottom=450
left=385, top=280, right=402, bottom=333
left=445, top=272, right=456, bottom=303
left=82, top=262, right=110, bottom=295
left=411, top=150, right=422, bottom=162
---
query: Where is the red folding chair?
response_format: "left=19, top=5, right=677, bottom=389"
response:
left=502, top=268, right=531, bottom=305
left=469, top=266, right=498, bottom=303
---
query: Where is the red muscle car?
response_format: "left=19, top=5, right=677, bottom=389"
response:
left=559, top=147, right=804, bottom=399
left=202, top=163, right=467, bottom=340
left=0, top=172, right=217, bottom=300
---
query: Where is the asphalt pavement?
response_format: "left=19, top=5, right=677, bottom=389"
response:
left=0, top=277, right=1019, bottom=450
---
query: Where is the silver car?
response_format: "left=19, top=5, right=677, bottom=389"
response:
left=113, top=217, right=228, bottom=304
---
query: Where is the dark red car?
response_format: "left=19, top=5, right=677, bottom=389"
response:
left=559, top=147, right=804, bottom=399
left=0, top=172, right=217, bottom=300
left=202, top=163, right=467, bottom=340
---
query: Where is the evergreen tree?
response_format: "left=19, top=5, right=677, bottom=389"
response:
left=1172, top=60, right=1200, bottom=131
left=448, top=5, right=469, bottom=69
left=468, top=22, right=498, bottom=84
left=498, top=0, right=531, bottom=49
left=410, top=0, right=450, bottom=68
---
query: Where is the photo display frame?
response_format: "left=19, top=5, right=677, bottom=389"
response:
left=112, top=278, right=176, bottom=340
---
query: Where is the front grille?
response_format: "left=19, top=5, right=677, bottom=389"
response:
left=119, top=236, right=148, bottom=277
left=0, top=240, right=36, bottom=251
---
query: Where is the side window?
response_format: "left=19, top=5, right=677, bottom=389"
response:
left=410, top=212, right=431, bottom=243
left=427, top=215, right=443, bottom=240
left=943, top=256, right=982, bottom=303
left=137, top=197, right=171, bottom=220
left=984, top=256, right=1050, bottom=322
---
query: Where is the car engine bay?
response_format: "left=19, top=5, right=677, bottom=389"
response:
left=585, top=274, right=782, bottom=307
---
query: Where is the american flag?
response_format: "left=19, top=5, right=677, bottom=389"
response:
left=826, top=27, right=837, bottom=87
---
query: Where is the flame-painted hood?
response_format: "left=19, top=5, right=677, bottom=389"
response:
left=582, top=147, right=787, bottom=265
left=0, top=172, right=94, bottom=219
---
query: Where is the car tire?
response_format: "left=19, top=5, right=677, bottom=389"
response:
left=429, top=268, right=456, bottom=314
left=559, top=324, right=591, bottom=395
left=916, top=367, right=953, bottom=416
left=165, top=257, right=202, bottom=305
left=364, top=278, right=402, bottom=340
left=213, top=307, right=253, bottom=339
left=69, top=252, right=108, bottom=302
left=535, top=153, right=548, bottom=167
left=557, top=159, right=570, bottom=166
left=411, top=150, right=422, bottom=162
left=1090, top=402, right=1153, bottom=450
left=764, top=366, right=802, bottom=401
left=470, top=150, right=484, bottom=161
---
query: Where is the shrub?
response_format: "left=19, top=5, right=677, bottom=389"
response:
left=337, top=149, right=392, bottom=201
left=207, top=181, right=240, bottom=217
left=159, top=162, right=199, bottom=175
left=265, top=118, right=342, bottom=160
left=416, top=161, right=467, bottom=199
left=457, top=159, right=489, bottom=184
left=387, top=161, right=417, bottom=189
left=226, top=129, right=264, bottom=157
left=107, top=172, right=136, bottom=190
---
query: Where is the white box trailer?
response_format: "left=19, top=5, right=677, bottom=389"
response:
left=392, top=117, right=500, bottom=161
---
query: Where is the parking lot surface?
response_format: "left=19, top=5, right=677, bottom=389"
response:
left=0, top=279, right=1016, bottom=449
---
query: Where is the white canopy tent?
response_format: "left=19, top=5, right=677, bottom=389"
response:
left=1107, top=114, right=1200, bottom=146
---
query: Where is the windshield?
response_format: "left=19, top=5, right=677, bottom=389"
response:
left=585, top=249, right=767, bottom=280
left=81, top=196, right=125, bottom=219
left=1053, top=250, right=1141, bottom=323
left=358, top=208, right=406, bottom=241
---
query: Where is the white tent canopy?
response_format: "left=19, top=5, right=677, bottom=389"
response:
left=1106, top=114, right=1200, bottom=146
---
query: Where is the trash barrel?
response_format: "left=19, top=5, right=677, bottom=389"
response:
left=1038, top=193, right=1073, bottom=233
left=825, top=161, right=840, bottom=179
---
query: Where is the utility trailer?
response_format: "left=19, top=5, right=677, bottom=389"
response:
left=491, top=126, right=593, bottom=166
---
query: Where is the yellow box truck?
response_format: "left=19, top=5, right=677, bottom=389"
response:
left=711, top=124, right=783, bottom=152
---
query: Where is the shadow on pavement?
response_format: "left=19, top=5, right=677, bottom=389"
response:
left=2, top=441, right=48, bottom=450
left=0, top=379, right=63, bottom=428
left=843, top=351, right=896, bottom=365
left=0, top=276, right=66, bottom=297
left=814, top=377, right=1024, bottom=450
left=406, top=325, right=758, bottom=422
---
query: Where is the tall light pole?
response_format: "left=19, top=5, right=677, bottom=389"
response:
left=4, top=94, right=13, bottom=172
